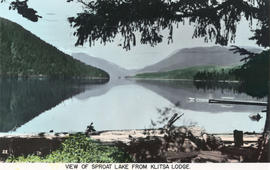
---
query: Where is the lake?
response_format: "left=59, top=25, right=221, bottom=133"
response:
left=0, top=78, right=267, bottom=134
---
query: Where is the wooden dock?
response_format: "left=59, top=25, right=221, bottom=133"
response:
left=209, top=99, right=268, bottom=106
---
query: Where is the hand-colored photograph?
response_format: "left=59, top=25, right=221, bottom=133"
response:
left=0, top=0, right=269, bottom=164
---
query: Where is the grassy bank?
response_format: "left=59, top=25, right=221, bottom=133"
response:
left=7, top=134, right=132, bottom=163
left=2, top=129, right=265, bottom=163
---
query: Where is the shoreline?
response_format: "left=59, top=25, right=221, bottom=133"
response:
left=0, top=128, right=263, bottom=162
left=127, top=77, right=240, bottom=83
left=0, top=128, right=262, bottom=144
left=0, top=75, right=110, bottom=80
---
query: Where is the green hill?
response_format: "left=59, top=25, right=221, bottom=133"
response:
left=0, top=17, right=109, bottom=78
left=134, top=65, right=237, bottom=80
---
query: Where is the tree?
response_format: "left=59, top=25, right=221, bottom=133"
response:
left=67, top=0, right=269, bottom=50
left=2, top=0, right=269, bottom=49
left=1, top=0, right=41, bottom=22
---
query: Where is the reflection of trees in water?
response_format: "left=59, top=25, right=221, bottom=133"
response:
left=193, top=81, right=241, bottom=95
left=136, top=79, right=264, bottom=113
left=0, top=78, right=106, bottom=132
left=193, top=77, right=268, bottom=100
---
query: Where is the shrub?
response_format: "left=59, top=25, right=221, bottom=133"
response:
left=7, top=133, right=132, bottom=163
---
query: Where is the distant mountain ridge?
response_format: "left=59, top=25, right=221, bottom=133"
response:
left=72, top=46, right=261, bottom=79
left=136, top=46, right=261, bottom=74
left=72, top=53, right=136, bottom=80
left=0, top=17, right=109, bottom=78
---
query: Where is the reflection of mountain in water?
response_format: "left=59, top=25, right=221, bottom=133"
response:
left=75, top=79, right=135, bottom=100
left=135, top=80, right=265, bottom=113
left=0, top=78, right=106, bottom=132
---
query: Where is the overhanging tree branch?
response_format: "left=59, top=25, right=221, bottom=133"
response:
left=1, top=0, right=41, bottom=22
left=68, top=0, right=268, bottom=50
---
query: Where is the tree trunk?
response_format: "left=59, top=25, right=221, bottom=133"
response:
left=265, top=1, right=270, bottom=132
left=265, top=98, right=270, bottom=133
left=257, top=11, right=270, bottom=161
left=257, top=96, right=270, bottom=161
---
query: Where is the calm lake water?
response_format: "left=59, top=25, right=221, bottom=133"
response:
left=0, top=78, right=267, bottom=134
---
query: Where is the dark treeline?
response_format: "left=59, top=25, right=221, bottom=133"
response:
left=193, top=67, right=237, bottom=82
left=232, top=50, right=269, bottom=98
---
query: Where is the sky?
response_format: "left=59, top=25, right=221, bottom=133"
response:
left=0, top=0, right=259, bottom=69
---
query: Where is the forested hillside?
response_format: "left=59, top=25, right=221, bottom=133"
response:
left=0, top=17, right=109, bottom=78
left=134, top=65, right=237, bottom=80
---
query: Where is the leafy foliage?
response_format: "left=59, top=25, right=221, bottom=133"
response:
left=9, top=0, right=41, bottom=22
left=2, top=1, right=268, bottom=49
left=68, top=0, right=269, bottom=50
left=232, top=50, right=269, bottom=98
left=0, top=17, right=109, bottom=78
left=7, top=133, right=132, bottom=163
left=1, top=0, right=41, bottom=22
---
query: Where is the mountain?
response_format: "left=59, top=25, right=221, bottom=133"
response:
left=0, top=17, right=109, bottom=78
left=72, top=53, right=135, bottom=80
left=137, top=46, right=261, bottom=73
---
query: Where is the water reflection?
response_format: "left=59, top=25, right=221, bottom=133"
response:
left=15, top=84, right=171, bottom=133
left=0, top=78, right=107, bottom=132
left=9, top=80, right=266, bottom=134
left=0, top=78, right=266, bottom=134
left=135, top=80, right=265, bottom=113
left=193, top=81, right=240, bottom=92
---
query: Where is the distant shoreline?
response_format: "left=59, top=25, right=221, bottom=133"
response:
left=0, top=75, right=110, bottom=80
left=127, top=77, right=240, bottom=83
